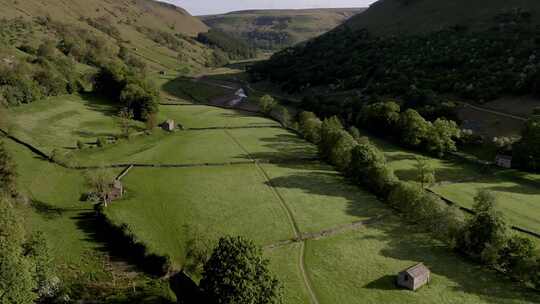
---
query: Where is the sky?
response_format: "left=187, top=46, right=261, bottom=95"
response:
left=162, top=0, right=377, bottom=16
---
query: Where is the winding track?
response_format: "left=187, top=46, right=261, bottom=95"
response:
left=223, top=129, right=320, bottom=304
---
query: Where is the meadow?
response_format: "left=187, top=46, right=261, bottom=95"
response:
left=5, top=77, right=540, bottom=303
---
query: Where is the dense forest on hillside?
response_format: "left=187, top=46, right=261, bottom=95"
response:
left=253, top=9, right=540, bottom=101
left=252, top=7, right=540, bottom=171
left=196, top=29, right=257, bottom=61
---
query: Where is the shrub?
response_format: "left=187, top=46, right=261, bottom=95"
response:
left=298, top=111, right=322, bottom=144
left=259, top=95, right=277, bottom=115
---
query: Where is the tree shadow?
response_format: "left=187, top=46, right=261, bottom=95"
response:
left=233, top=132, right=319, bottom=163
left=79, top=93, right=119, bottom=117
left=30, top=199, right=70, bottom=219
left=265, top=169, right=389, bottom=220
left=72, top=211, right=166, bottom=277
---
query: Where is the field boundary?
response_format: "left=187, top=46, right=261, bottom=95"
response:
left=224, top=129, right=320, bottom=304
left=426, top=189, right=540, bottom=238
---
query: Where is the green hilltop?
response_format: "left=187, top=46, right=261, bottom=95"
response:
left=200, top=8, right=366, bottom=50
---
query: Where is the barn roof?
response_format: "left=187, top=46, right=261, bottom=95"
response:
left=402, top=263, right=430, bottom=278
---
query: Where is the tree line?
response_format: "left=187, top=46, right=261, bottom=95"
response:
left=296, top=110, right=540, bottom=289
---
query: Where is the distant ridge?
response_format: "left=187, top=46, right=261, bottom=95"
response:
left=200, top=8, right=366, bottom=50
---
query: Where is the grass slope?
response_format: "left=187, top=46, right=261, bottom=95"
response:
left=201, top=8, right=365, bottom=50
left=305, top=225, right=540, bottom=304
left=347, top=0, right=540, bottom=36
left=0, top=0, right=213, bottom=73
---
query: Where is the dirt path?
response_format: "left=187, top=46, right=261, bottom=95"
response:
left=459, top=102, right=528, bottom=121
left=224, top=129, right=320, bottom=304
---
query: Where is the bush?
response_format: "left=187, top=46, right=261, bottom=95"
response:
left=96, top=137, right=106, bottom=148
left=259, top=95, right=277, bottom=115
left=298, top=111, right=322, bottom=144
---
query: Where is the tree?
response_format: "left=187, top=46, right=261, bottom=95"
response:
left=298, top=111, right=322, bottom=144
left=0, top=198, right=36, bottom=304
left=424, top=118, right=461, bottom=157
left=329, top=131, right=358, bottom=171
left=348, top=126, right=362, bottom=142
left=200, top=236, right=282, bottom=304
left=278, top=106, right=292, bottom=128
left=349, top=141, right=386, bottom=180
left=259, top=95, right=277, bottom=115
left=359, top=101, right=400, bottom=134
left=0, top=141, right=17, bottom=196
left=458, top=190, right=507, bottom=262
left=498, top=235, right=535, bottom=274
left=145, top=113, right=158, bottom=132
left=415, top=157, right=436, bottom=188
left=120, top=82, right=159, bottom=121
left=318, top=116, right=344, bottom=160
left=399, top=109, right=430, bottom=147
left=85, top=168, right=114, bottom=207
left=513, top=115, right=540, bottom=171
left=117, top=107, right=133, bottom=139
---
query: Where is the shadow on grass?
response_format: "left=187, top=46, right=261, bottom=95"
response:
left=361, top=221, right=540, bottom=303
left=79, top=93, right=119, bottom=117
left=233, top=132, right=318, bottom=163
left=72, top=211, right=166, bottom=277
left=30, top=199, right=71, bottom=219
left=264, top=168, right=389, bottom=220
left=364, top=275, right=398, bottom=290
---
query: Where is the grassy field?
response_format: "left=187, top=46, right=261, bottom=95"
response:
left=6, top=68, right=540, bottom=303
left=261, top=163, right=390, bottom=233
left=356, top=129, right=540, bottom=235
left=2, top=139, right=174, bottom=301
left=264, top=243, right=311, bottom=304
left=8, top=94, right=126, bottom=153
left=162, top=77, right=234, bottom=103
left=358, top=130, right=485, bottom=183
left=431, top=175, right=540, bottom=234
left=305, top=224, right=540, bottom=304
left=158, top=105, right=279, bottom=129
left=105, top=165, right=295, bottom=267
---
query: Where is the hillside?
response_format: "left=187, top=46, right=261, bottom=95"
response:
left=0, top=0, right=219, bottom=73
left=253, top=1, right=540, bottom=111
left=201, top=8, right=365, bottom=50
left=347, top=0, right=540, bottom=36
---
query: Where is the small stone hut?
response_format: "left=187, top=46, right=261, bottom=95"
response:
left=106, top=180, right=124, bottom=202
left=495, top=154, right=512, bottom=169
left=397, top=263, right=431, bottom=291
left=162, top=119, right=176, bottom=132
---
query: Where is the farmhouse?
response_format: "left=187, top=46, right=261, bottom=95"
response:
left=106, top=180, right=124, bottom=202
left=397, top=263, right=431, bottom=291
left=495, top=154, right=512, bottom=169
left=162, top=119, right=176, bottom=131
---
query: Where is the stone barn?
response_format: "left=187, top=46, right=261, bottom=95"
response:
left=495, top=155, right=512, bottom=169
left=162, top=119, right=176, bottom=131
left=106, top=180, right=124, bottom=202
left=397, top=263, right=431, bottom=291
